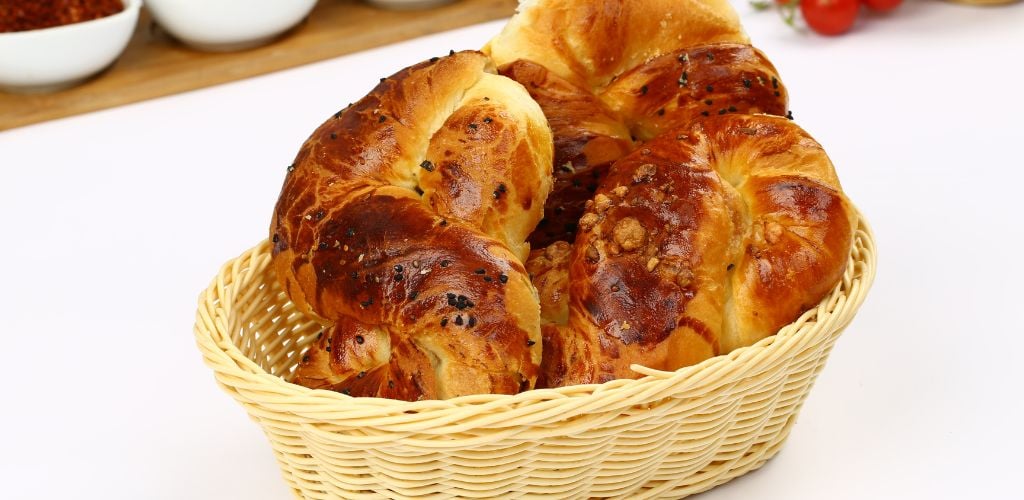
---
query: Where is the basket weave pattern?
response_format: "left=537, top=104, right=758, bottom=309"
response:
left=194, top=215, right=876, bottom=499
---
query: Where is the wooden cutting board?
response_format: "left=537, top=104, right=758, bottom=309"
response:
left=0, top=0, right=516, bottom=131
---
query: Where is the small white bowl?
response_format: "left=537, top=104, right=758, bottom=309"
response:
left=0, top=0, right=142, bottom=93
left=145, top=0, right=318, bottom=52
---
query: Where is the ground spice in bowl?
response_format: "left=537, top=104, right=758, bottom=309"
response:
left=0, top=0, right=124, bottom=33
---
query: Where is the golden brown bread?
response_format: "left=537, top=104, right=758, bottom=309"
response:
left=531, top=115, right=855, bottom=386
left=485, top=0, right=852, bottom=386
left=272, top=0, right=856, bottom=398
left=272, top=51, right=553, bottom=400
left=484, top=0, right=788, bottom=247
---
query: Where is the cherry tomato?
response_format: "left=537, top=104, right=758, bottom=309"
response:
left=862, top=0, right=902, bottom=12
left=800, top=0, right=860, bottom=36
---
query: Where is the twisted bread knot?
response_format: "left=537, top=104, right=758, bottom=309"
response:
left=484, top=0, right=856, bottom=386
left=273, top=52, right=553, bottom=400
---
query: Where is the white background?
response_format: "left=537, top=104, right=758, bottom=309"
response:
left=2, top=1, right=1023, bottom=498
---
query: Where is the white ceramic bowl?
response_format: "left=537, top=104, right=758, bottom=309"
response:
left=145, top=0, right=318, bottom=52
left=0, top=0, right=142, bottom=93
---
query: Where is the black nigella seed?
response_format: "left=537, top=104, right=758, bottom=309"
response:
left=640, top=85, right=648, bottom=95
left=394, top=264, right=403, bottom=273
left=346, top=227, right=355, bottom=237
left=467, top=316, right=476, bottom=328
left=317, top=331, right=323, bottom=340
left=357, top=371, right=366, bottom=378
left=586, top=183, right=598, bottom=192
left=483, top=117, right=492, bottom=123
left=318, top=242, right=328, bottom=250
left=341, top=388, right=350, bottom=395
left=701, top=111, right=710, bottom=117
left=314, top=210, right=325, bottom=220
left=728, top=106, right=737, bottom=112
left=439, top=219, right=448, bottom=226
left=454, top=315, right=464, bottom=326
left=678, top=53, right=689, bottom=63
left=361, top=298, right=373, bottom=308
left=497, top=183, right=507, bottom=193
left=447, top=293, right=458, bottom=306
left=330, top=132, right=337, bottom=140
left=499, top=273, right=508, bottom=284
left=409, top=291, right=419, bottom=300
left=679, top=71, right=688, bottom=86
left=786, top=110, right=794, bottom=120
left=430, top=57, right=439, bottom=62
left=420, top=160, right=435, bottom=172
left=743, top=79, right=752, bottom=88
left=334, top=111, right=342, bottom=119
left=379, top=115, right=387, bottom=123
left=287, top=164, right=295, bottom=172
left=719, top=109, right=728, bottom=115
left=706, top=85, right=714, bottom=92
left=772, top=77, right=779, bottom=89
left=774, top=91, right=781, bottom=97
left=325, top=346, right=331, bottom=352
left=483, top=276, right=493, bottom=282
left=526, top=340, right=536, bottom=347
left=380, top=77, right=386, bottom=82
left=707, top=53, right=715, bottom=61
left=449, top=49, right=455, bottom=55
left=441, top=317, right=448, bottom=327
left=565, top=222, right=578, bottom=233
left=705, top=99, right=713, bottom=105
left=475, top=268, right=486, bottom=274
left=394, top=274, right=403, bottom=282
left=302, top=355, right=310, bottom=363
left=272, top=234, right=279, bottom=243
left=441, top=260, right=450, bottom=267
left=355, top=335, right=364, bottom=344
left=351, top=272, right=358, bottom=279
left=657, top=108, right=665, bottom=116
left=468, top=123, right=478, bottom=130
left=388, top=380, right=395, bottom=389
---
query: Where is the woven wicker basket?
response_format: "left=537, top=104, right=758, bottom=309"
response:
left=194, top=212, right=876, bottom=499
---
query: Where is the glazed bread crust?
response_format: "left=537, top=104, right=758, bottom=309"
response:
left=272, top=51, right=553, bottom=400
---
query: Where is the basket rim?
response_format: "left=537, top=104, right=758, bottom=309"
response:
left=194, top=209, right=876, bottom=418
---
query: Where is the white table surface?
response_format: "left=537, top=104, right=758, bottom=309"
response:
left=3, top=1, right=1023, bottom=498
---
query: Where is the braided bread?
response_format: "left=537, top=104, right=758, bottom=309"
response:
left=273, top=52, right=552, bottom=400
left=273, top=0, right=856, bottom=399
left=485, top=1, right=790, bottom=246
left=483, top=0, right=854, bottom=386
